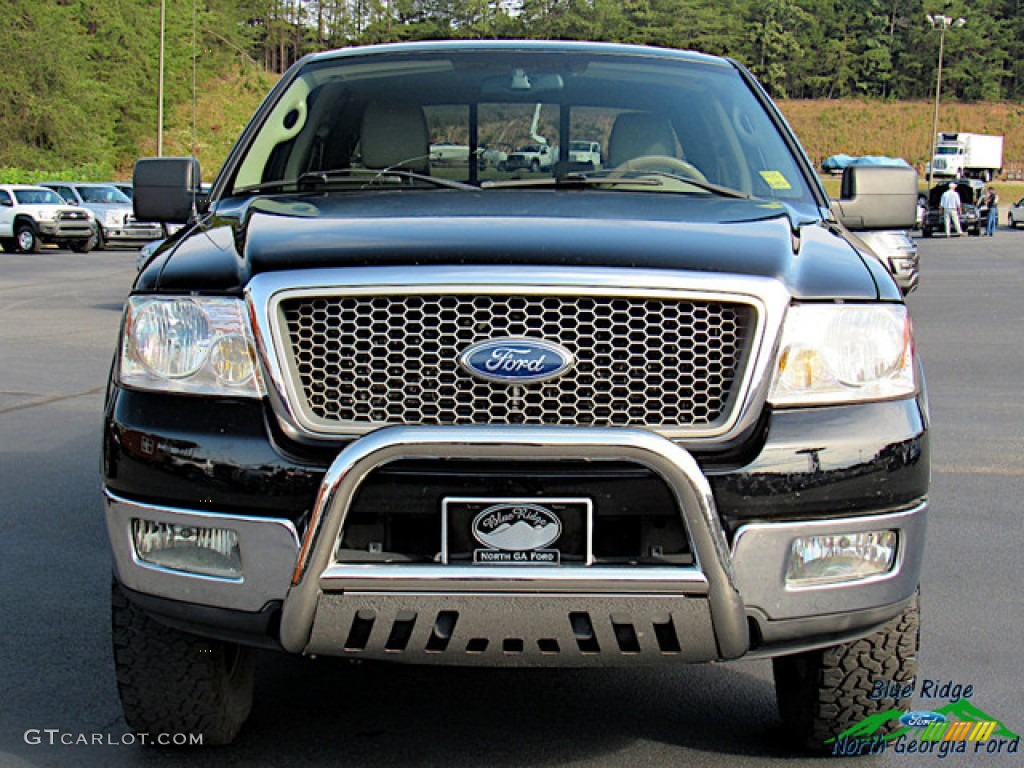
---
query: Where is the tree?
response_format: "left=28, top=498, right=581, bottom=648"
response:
left=741, top=0, right=811, bottom=97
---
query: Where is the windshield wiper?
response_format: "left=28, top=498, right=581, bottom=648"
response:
left=483, top=171, right=751, bottom=199
left=482, top=173, right=661, bottom=190
left=299, top=168, right=476, bottom=191
left=235, top=168, right=476, bottom=195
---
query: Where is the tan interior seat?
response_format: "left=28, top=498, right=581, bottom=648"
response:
left=360, top=103, right=430, bottom=172
left=606, top=112, right=678, bottom=167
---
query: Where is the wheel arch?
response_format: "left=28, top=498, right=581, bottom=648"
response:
left=13, top=214, right=38, bottom=231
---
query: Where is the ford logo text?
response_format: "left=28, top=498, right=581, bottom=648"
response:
left=459, top=338, right=574, bottom=384
left=899, top=711, right=948, bottom=728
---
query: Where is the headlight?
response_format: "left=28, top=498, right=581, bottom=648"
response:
left=768, top=304, right=916, bottom=406
left=858, top=230, right=915, bottom=257
left=103, top=210, right=123, bottom=227
left=120, top=297, right=264, bottom=397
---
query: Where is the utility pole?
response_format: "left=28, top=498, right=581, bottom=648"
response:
left=158, top=0, right=166, bottom=156
left=926, top=14, right=965, bottom=188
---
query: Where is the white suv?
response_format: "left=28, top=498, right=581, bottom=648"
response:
left=0, top=185, right=96, bottom=253
left=40, top=182, right=163, bottom=249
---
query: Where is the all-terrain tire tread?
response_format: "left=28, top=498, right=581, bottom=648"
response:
left=773, top=593, right=920, bottom=753
left=111, top=583, right=254, bottom=745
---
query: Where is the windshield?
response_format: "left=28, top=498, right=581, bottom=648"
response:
left=14, top=189, right=65, bottom=205
left=228, top=47, right=815, bottom=204
left=78, top=185, right=131, bottom=204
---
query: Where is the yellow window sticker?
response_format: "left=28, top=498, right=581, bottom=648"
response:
left=759, top=171, right=792, bottom=190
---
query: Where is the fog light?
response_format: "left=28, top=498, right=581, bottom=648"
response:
left=132, top=519, right=241, bottom=579
left=786, top=530, right=898, bottom=587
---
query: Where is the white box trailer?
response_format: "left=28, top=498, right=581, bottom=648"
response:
left=929, top=133, right=1004, bottom=181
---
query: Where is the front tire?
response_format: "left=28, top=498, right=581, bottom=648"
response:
left=111, top=582, right=255, bottom=746
left=93, top=226, right=106, bottom=251
left=16, top=224, right=40, bottom=253
left=773, top=593, right=920, bottom=753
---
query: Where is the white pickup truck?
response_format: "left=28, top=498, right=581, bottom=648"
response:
left=504, top=143, right=557, bottom=172
left=0, top=184, right=96, bottom=253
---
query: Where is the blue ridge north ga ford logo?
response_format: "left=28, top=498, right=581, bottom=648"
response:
left=472, top=503, right=562, bottom=564
left=459, top=338, right=574, bottom=384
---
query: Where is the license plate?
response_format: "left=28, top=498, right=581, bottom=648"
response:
left=442, top=498, right=592, bottom=565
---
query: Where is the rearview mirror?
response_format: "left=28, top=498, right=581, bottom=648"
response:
left=830, top=165, right=918, bottom=231
left=481, top=71, right=564, bottom=98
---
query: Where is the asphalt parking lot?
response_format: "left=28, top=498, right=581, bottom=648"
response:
left=0, top=232, right=1021, bottom=767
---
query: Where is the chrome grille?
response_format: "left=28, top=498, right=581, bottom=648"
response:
left=277, top=292, right=754, bottom=431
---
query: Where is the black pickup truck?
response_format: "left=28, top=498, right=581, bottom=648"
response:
left=921, top=178, right=984, bottom=237
left=105, top=41, right=927, bottom=750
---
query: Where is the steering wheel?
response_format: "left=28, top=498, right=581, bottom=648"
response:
left=611, top=155, right=708, bottom=183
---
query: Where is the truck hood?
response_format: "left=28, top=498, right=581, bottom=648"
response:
left=139, top=190, right=885, bottom=299
left=26, top=205, right=89, bottom=221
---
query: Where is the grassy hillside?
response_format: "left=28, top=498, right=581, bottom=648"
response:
left=778, top=99, right=1024, bottom=175
left=129, top=69, right=278, bottom=180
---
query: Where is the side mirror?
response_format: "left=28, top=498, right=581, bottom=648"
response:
left=0, top=199, right=12, bottom=207
left=133, top=157, right=203, bottom=223
left=830, top=165, right=918, bottom=231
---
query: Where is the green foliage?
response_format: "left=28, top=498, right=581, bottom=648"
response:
left=1, top=0, right=1022, bottom=175
left=0, top=164, right=117, bottom=184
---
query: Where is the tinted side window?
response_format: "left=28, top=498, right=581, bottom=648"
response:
left=53, top=186, right=77, bottom=204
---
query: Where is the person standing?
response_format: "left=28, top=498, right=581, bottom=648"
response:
left=985, top=187, right=999, bottom=236
left=940, top=182, right=963, bottom=237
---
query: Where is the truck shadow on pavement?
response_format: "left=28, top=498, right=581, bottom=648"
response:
left=225, top=653, right=799, bottom=764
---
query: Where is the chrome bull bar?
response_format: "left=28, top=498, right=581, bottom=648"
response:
left=278, top=425, right=749, bottom=660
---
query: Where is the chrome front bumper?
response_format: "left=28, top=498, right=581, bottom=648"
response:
left=105, top=425, right=926, bottom=664
left=105, top=224, right=164, bottom=242
left=38, top=221, right=93, bottom=239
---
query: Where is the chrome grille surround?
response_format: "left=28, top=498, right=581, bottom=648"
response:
left=247, top=267, right=791, bottom=441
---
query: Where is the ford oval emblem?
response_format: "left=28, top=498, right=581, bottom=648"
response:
left=899, top=711, right=948, bottom=728
left=472, top=503, right=562, bottom=551
left=459, top=337, right=574, bottom=384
